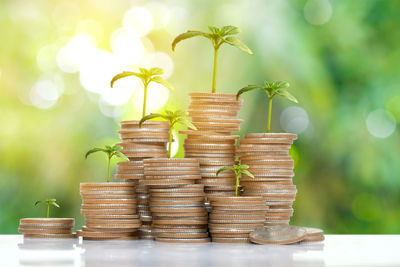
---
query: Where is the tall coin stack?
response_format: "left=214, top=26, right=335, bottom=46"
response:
left=77, top=182, right=141, bottom=240
left=18, top=218, right=75, bottom=238
left=115, top=120, right=169, bottom=239
left=208, top=196, right=267, bottom=243
left=182, top=93, right=243, bottom=198
left=236, top=133, right=298, bottom=226
left=143, top=158, right=210, bottom=243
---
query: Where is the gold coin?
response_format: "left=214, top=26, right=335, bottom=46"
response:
left=23, top=233, right=76, bottom=239
left=20, top=218, right=74, bottom=224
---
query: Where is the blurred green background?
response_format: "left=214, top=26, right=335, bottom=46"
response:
left=1, top=0, right=399, bottom=234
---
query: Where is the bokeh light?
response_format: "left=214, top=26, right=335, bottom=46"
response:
left=366, top=109, right=396, bottom=138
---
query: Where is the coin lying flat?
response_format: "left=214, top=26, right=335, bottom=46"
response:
left=249, top=225, right=307, bottom=244
left=20, top=218, right=74, bottom=224
left=23, top=233, right=76, bottom=239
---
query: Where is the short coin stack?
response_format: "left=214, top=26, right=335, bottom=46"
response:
left=115, top=120, right=169, bottom=239
left=182, top=93, right=243, bottom=198
left=77, top=182, right=141, bottom=240
left=18, top=218, right=75, bottom=238
left=208, top=196, right=267, bottom=243
left=236, top=133, right=298, bottom=226
left=143, top=158, right=210, bottom=243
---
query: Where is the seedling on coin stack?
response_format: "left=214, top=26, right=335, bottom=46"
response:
left=35, top=198, right=60, bottom=218
left=207, top=165, right=267, bottom=243
left=172, top=26, right=252, bottom=199
left=141, top=110, right=210, bottom=243
left=85, top=145, right=126, bottom=183
left=111, top=67, right=173, bottom=239
left=216, top=162, right=254, bottom=197
left=236, top=81, right=299, bottom=227
left=77, top=144, right=141, bottom=241
left=18, top=199, right=76, bottom=239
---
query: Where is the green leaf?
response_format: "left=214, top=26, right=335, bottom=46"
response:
left=85, top=148, right=104, bottom=159
left=216, top=167, right=234, bottom=176
left=111, top=145, right=123, bottom=152
left=224, top=36, right=253, bottom=54
left=51, top=202, right=60, bottom=208
left=114, top=151, right=128, bottom=159
left=276, top=89, right=298, bottom=103
left=139, top=113, right=164, bottom=128
left=34, top=201, right=42, bottom=206
left=221, top=25, right=240, bottom=36
left=149, top=68, right=164, bottom=76
left=241, top=170, right=254, bottom=178
left=110, top=71, right=143, bottom=87
left=272, top=81, right=290, bottom=89
left=208, top=26, right=220, bottom=34
left=176, top=117, right=197, bottom=131
left=236, top=85, right=261, bottom=100
left=151, top=76, right=175, bottom=90
left=172, top=31, right=207, bottom=51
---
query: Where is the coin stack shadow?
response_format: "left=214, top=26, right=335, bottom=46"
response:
left=114, top=120, right=169, bottom=239
left=77, top=182, right=141, bottom=240
left=182, top=93, right=243, bottom=202
left=236, top=133, right=298, bottom=226
left=143, top=158, right=210, bottom=243
left=208, top=196, right=267, bottom=243
left=18, top=218, right=75, bottom=238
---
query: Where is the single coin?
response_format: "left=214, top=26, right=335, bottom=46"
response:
left=19, top=228, right=73, bottom=235
left=23, top=233, right=76, bottom=239
left=152, top=227, right=206, bottom=234
left=120, top=120, right=169, bottom=128
left=140, top=179, right=194, bottom=186
left=302, top=235, right=325, bottom=242
left=155, top=237, right=210, bottom=243
left=20, top=218, right=74, bottom=224
left=19, top=223, right=73, bottom=229
left=84, top=214, right=139, bottom=220
left=150, top=206, right=206, bottom=213
left=144, top=158, right=199, bottom=164
left=249, top=225, right=307, bottom=245
left=82, top=199, right=137, bottom=205
left=244, top=133, right=297, bottom=140
left=303, top=227, right=324, bottom=237
left=80, top=209, right=136, bottom=215
left=208, top=223, right=263, bottom=229
left=239, top=138, right=294, bottom=145
left=155, top=232, right=209, bottom=239
left=212, top=237, right=250, bottom=243
left=77, top=230, right=137, bottom=238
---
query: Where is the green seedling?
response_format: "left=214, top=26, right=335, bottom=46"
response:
left=236, top=81, right=298, bottom=133
left=85, top=144, right=126, bottom=183
left=216, top=163, right=254, bottom=196
left=110, top=67, right=174, bottom=118
left=172, top=25, right=253, bottom=93
left=35, top=199, right=59, bottom=218
left=139, top=110, right=197, bottom=158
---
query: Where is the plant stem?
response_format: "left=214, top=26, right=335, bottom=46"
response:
left=211, top=48, right=219, bottom=93
left=168, top=126, right=172, bottom=158
left=47, top=204, right=50, bottom=218
left=142, top=83, right=148, bottom=118
left=235, top=174, right=240, bottom=197
left=267, top=98, right=272, bottom=133
left=107, top=157, right=111, bottom=183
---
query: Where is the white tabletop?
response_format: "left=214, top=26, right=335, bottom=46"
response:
left=0, top=235, right=399, bottom=266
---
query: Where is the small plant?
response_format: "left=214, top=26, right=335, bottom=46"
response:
left=216, top=163, right=254, bottom=196
left=110, top=67, right=174, bottom=118
left=172, top=25, right=253, bottom=93
left=236, top=81, right=298, bottom=133
left=139, top=110, right=197, bottom=158
left=85, top=144, right=126, bottom=183
left=35, top=199, right=59, bottom=218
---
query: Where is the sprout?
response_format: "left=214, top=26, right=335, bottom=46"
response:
left=111, top=67, right=174, bottom=118
left=172, top=25, right=252, bottom=93
left=35, top=199, right=60, bottom=218
left=85, top=144, right=127, bottom=182
left=139, top=110, right=197, bottom=158
left=236, top=81, right=298, bottom=133
left=216, top=163, right=254, bottom=196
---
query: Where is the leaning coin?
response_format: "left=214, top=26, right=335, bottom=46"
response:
left=249, top=225, right=306, bottom=244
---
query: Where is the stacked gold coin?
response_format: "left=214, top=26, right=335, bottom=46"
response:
left=208, top=196, right=267, bottom=243
left=18, top=218, right=75, bottom=238
left=143, top=158, right=210, bottom=243
left=182, top=93, right=243, bottom=197
left=77, top=182, right=141, bottom=240
left=115, top=120, right=169, bottom=239
left=237, top=133, right=298, bottom=226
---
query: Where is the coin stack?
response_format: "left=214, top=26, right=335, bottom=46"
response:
left=236, top=133, right=298, bottom=226
left=77, top=182, right=141, bottom=240
left=143, top=158, right=210, bottom=243
left=18, top=218, right=75, bottom=238
left=182, top=93, right=243, bottom=198
left=115, top=120, right=169, bottom=239
left=208, top=196, right=267, bottom=243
